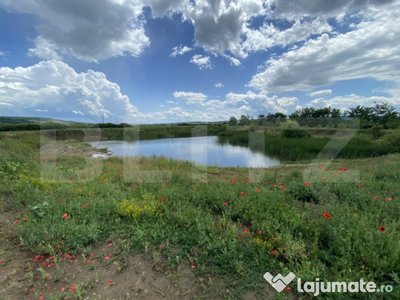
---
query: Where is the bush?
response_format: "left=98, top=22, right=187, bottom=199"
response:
left=118, top=193, right=161, bottom=219
left=280, top=120, right=311, bottom=138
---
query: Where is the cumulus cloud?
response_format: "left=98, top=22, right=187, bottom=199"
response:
left=225, top=91, right=299, bottom=114
left=308, top=94, right=400, bottom=111
left=190, top=54, right=212, bottom=69
left=243, top=18, right=332, bottom=52
left=249, top=4, right=400, bottom=94
left=27, top=36, right=62, bottom=60
left=307, top=89, right=332, bottom=98
left=146, top=0, right=186, bottom=17
left=0, top=60, right=141, bottom=121
left=222, top=54, right=241, bottom=66
left=0, top=51, right=5, bottom=56
left=173, top=91, right=208, bottom=104
left=170, top=45, right=193, bottom=57
left=267, top=0, right=396, bottom=19
left=0, top=0, right=149, bottom=62
left=215, top=82, right=224, bottom=88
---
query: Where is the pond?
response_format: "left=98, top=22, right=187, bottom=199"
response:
left=90, top=136, right=281, bottom=168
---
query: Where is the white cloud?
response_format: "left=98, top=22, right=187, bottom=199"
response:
left=249, top=4, right=400, bottom=94
left=222, top=54, right=241, bottom=66
left=170, top=45, right=193, bottom=57
left=215, top=82, right=224, bottom=88
left=0, top=60, right=141, bottom=122
left=28, top=36, right=62, bottom=60
left=180, top=0, right=264, bottom=58
left=173, top=91, right=208, bottom=104
left=308, top=94, right=400, bottom=111
left=267, top=0, right=396, bottom=19
left=190, top=54, right=212, bottom=69
left=307, top=89, right=332, bottom=98
left=0, top=51, right=5, bottom=56
left=224, top=91, right=299, bottom=114
left=243, top=18, right=332, bottom=52
left=0, top=0, right=149, bottom=62
left=146, top=0, right=186, bottom=17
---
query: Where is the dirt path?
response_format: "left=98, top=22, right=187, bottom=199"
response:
left=38, top=141, right=110, bottom=158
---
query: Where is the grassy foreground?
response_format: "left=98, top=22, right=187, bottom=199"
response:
left=1, top=133, right=400, bottom=299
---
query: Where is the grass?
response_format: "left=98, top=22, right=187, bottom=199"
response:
left=218, top=129, right=400, bottom=162
left=1, top=132, right=400, bottom=299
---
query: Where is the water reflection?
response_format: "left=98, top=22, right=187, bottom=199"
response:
left=89, top=136, right=281, bottom=168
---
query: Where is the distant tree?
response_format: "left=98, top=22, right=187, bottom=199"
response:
left=371, top=102, right=398, bottom=129
left=228, top=116, right=238, bottom=126
left=257, top=114, right=266, bottom=125
left=345, top=105, right=374, bottom=129
left=238, top=115, right=251, bottom=126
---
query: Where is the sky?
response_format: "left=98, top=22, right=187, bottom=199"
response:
left=0, top=0, right=399, bottom=124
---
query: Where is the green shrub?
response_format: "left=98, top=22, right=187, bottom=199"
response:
left=281, top=120, right=311, bottom=138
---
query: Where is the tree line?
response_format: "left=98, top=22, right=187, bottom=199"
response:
left=228, top=102, right=400, bottom=129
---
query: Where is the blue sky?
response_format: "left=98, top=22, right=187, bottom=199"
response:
left=0, top=0, right=399, bottom=124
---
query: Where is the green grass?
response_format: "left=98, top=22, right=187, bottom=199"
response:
left=1, top=132, right=400, bottom=299
left=218, top=129, right=400, bottom=162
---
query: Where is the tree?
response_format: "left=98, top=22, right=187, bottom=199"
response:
left=345, top=105, right=373, bottom=129
left=371, top=102, right=398, bottom=129
left=238, top=115, right=251, bottom=126
left=228, top=116, right=238, bottom=126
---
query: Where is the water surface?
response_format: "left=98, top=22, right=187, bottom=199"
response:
left=90, top=136, right=281, bottom=168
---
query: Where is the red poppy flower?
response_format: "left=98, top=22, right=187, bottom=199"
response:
left=359, top=184, right=363, bottom=188
left=255, top=188, right=260, bottom=192
left=108, top=280, right=113, bottom=285
left=374, top=197, right=379, bottom=200
left=285, top=286, right=291, bottom=290
left=379, top=226, right=385, bottom=232
left=62, top=213, right=67, bottom=219
left=101, top=179, right=104, bottom=182
left=223, top=202, right=227, bottom=206
left=83, top=203, right=88, bottom=208
left=385, top=197, right=392, bottom=201
left=14, top=220, right=19, bottom=224
left=191, top=265, right=196, bottom=269
left=241, top=192, right=246, bottom=196
left=271, top=250, right=277, bottom=254
left=323, top=213, right=331, bottom=219
left=71, top=285, right=76, bottom=291
left=22, top=217, right=27, bottom=221
left=304, top=182, right=310, bottom=186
